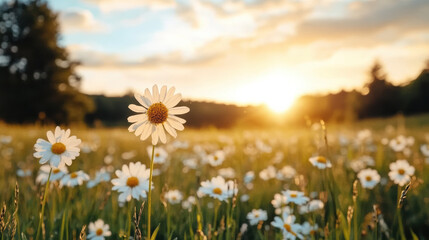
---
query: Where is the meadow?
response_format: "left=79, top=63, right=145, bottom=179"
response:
left=0, top=117, right=429, bottom=240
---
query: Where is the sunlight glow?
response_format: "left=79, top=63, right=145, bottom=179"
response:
left=238, top=70, right=303, bottom=113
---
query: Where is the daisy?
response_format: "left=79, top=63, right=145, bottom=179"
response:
left=218, top=167, right=236, bottom=179
left=259, top=165, right=276, bottom=180
left=243, top=171, right=255, bottom=184
left=299, top=200, right=324, bottom=214
left=87, top=167, right=111, bottom=188
left=421, top=144, right=429, bottom=157
left=282, top=190, right=309, bottom=205
left=276, top=166, right=296, bottom=180
left=111, top=162, right=151, bottom=203
left=147, top=146, right=168, bottom=164
left=357, top=168, right=380, bottom=189
left=182, top=158, right=198, bottom=169
left=87, top=219, right=111, bottom=240
left=388, top=160, right=415, bottom=186
left=198, top=176, right=237, bottom=201
left=389, top=137, right=407, bottom=152
left=60, top=171, right=89, bottom=187
left=301, top=222, right=318, bottom=236
left=164, top=189, right=183, bottom=205
left=128, top=85, right=190, bottom=145
left=182, top=196, right=196, bottom=211
left=206, top=150, right=226, bottom=166
left=271, top=212, right=303, bottom=240
left=36, top=165, right=68, bottom=184
left=33, top=126, right=81, bottom=168
left=309, top=156, right=332, bottom=169
left=247, top=209, right=268, bottom=226
left=271, top=193, right=287, bottom=209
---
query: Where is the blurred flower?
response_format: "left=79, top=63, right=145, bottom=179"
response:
left=309, top=156, right=331, bottom=169
left=247, top=209, right=268, bottom=225
left=389, top=136, right=407, bottom=152
left=299, top=200, right=324, bottom=214
left=0, top=135, right=12, bottom=144
left=198, top=176, right=237, bottom=201
left=240, top=223, right=248, bottom=235
left=357, top=168, right=380, bottom=189
left=388, top=160, right=415, bottom=186
left=36, top=165, right=68, bottom=184
left=87, top=168, right=111, bottom=188
left=87, top=219, right=111, bottom=240
left=164, top=189, right=183, bottom=204
left=271, top=212, right=303, bottom=240
left=301, top=221, right=318, bottom=236
left=243, top=171, right=255, bottom=184
left=282, top=190, right=309, bottom=205
left=111, top=162, right=151, bottom=203
left=276, top=166, right=296, bottom=180
left=147, top=146, right=168, bottom=164
left=272, top=193, right=287, bottom=208
left=182, top=158, right=198, bottom=169
left=121, top=151, right=136, bottom=160
left=60, top=171, right=89, bottom=187
left=128, top=85, right=190, bottom=145
left=259, top=165, right=276, bottom=180
left=33, top=126, right=81, bottom=168
left=206, top=150, right=226, bottom=166
left=16, top=168, right=31, bottom=177
left=218, top=167, right=235, bottom=179
left=182, top=196, right=196, bottom=210
left=421, top=144, right=429, bottom=157
left=240, top=194, right=250, bottom=202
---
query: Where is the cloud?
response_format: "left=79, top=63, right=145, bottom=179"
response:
left=82, top=0, right=176, bottom=12
left=59, top=9, right=106, bottom=33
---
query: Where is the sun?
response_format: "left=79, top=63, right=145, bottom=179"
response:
left=265, top=71, right=305, bottom=113
left=234, top=70, right=303, bottom=113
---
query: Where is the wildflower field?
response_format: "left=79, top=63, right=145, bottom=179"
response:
left=1, top=117, right=429, bottom=240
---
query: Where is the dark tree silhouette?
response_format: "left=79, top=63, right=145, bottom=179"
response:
left=0, top=0, right=93, bottom=124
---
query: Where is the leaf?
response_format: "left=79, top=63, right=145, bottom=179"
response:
left=411, top=229, right=419, bottom=240
left=21, top=233, right=28, bottom=240
left=337, top=209, right=350, bottom=240
left=150, top=224, right=161, bottom=240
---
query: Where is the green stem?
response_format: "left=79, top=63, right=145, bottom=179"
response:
left=147, top=145, right=155, bottom=240
left=35, top=168, right=52, bottom=240
left=127, top=200, right=133, bottom=239
left=167, top=204, right=171, bottom=238
left=397, top=186, right=406, bottom=240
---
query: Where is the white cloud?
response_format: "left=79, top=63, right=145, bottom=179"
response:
left=82, top=0, right=176, bottom=12
left=59, top=9, right=106, bottom=33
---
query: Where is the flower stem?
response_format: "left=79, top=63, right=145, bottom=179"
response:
left=36, top=168, right=52, bottom=240
left=397, top=186, right=406, bottom=240
left=147, top=145, right=155, bottom=240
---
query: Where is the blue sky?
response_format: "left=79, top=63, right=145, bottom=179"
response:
left=39, top=0, right=429, bottom=111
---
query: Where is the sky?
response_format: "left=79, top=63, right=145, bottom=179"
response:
left=47, top=0, right=429, bottom=112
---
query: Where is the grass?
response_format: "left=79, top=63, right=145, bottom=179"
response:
left=0, top=117, right=428, bottom=239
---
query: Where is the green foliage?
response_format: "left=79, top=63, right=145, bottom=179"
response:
left=0, top=0, right=93, bottom=124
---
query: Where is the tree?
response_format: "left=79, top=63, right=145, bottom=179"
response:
left=358, top=61, right=401, bottom=118
left=0, top=0, right=93, bottom=124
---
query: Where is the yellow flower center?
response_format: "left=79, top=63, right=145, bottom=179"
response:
left=53, top=169, right=61, bottom=174
left=290, top=193, right=297, bottom=198
left=254, top=213, right=259, bottom=218
left=316, top=156, right=327, bottom=164
left=70, top=172, right=78, bottom=179
left=213, top=187, right=222, bottom=195
left=126, top=176, right=139, bottom=188
left=172, top=196, right=177, bottom=201
left=96, top=228, right=103, bottom=236
left=51, top=142, right=66, bottom=155
left=365, top=176, right=372, bottom=181
left=155, top=153, right=160, bottom=157
left=214, top=156, right=218, bottom=161
left=310, top=230, right=316, bottom=235
left=398, top=169, right=405, bottom=175
left=147, top=103, right=168, bottom=124
left=284, top=224, right=297, bottom=236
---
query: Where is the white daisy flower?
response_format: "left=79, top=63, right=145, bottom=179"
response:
left=206, top=150, right=226, bottom=166
left=16, top=168, right=31, bottom=177
left=243, top=171, right=255, bottom=184
left=60, top=171, right=89, bottom=187
left=271, top=212, right=303, bottom=240
left=111, top=162, right=151, bottom=203
left=421, top=144, right=429, bottom=157
left=128, top=85, right=190, bottom=145
left=198, top=176, right=237, bottom=201
left=87, top=168, right=111, bottom=188
left=308, top=199, right=324, bottom=212
left=276, top=166, right=296, bottom=180
left=247, top=209, right=268, bottom=226
left=271, top=193, right=287, bottom=209
left=33, top=126, right=81, bottom=168
left=218, top=167, right=235, bottom=179
left=389, top=137, right=407, bottom=152
left=309, top=156, right=332, bottom=169
left=301, top=221, right=318, bottom=236
left=164, top=189, right=183, bottom=205
left=259, top=165, right=276, bottom=181
left=36, top=165, right=68, bottom=184
left=357, top=168, right=380, bottom=189
left=147, top=146, right=168, bottom=164
left=87, top=219, right=111, bottom=240
left=182, top=158, right=198, bottom=169
left=182, top=196, right=196, bottom=211
left=282, top=190, right=309, bottom=205
left=388, top=160, right=415, bottom=186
